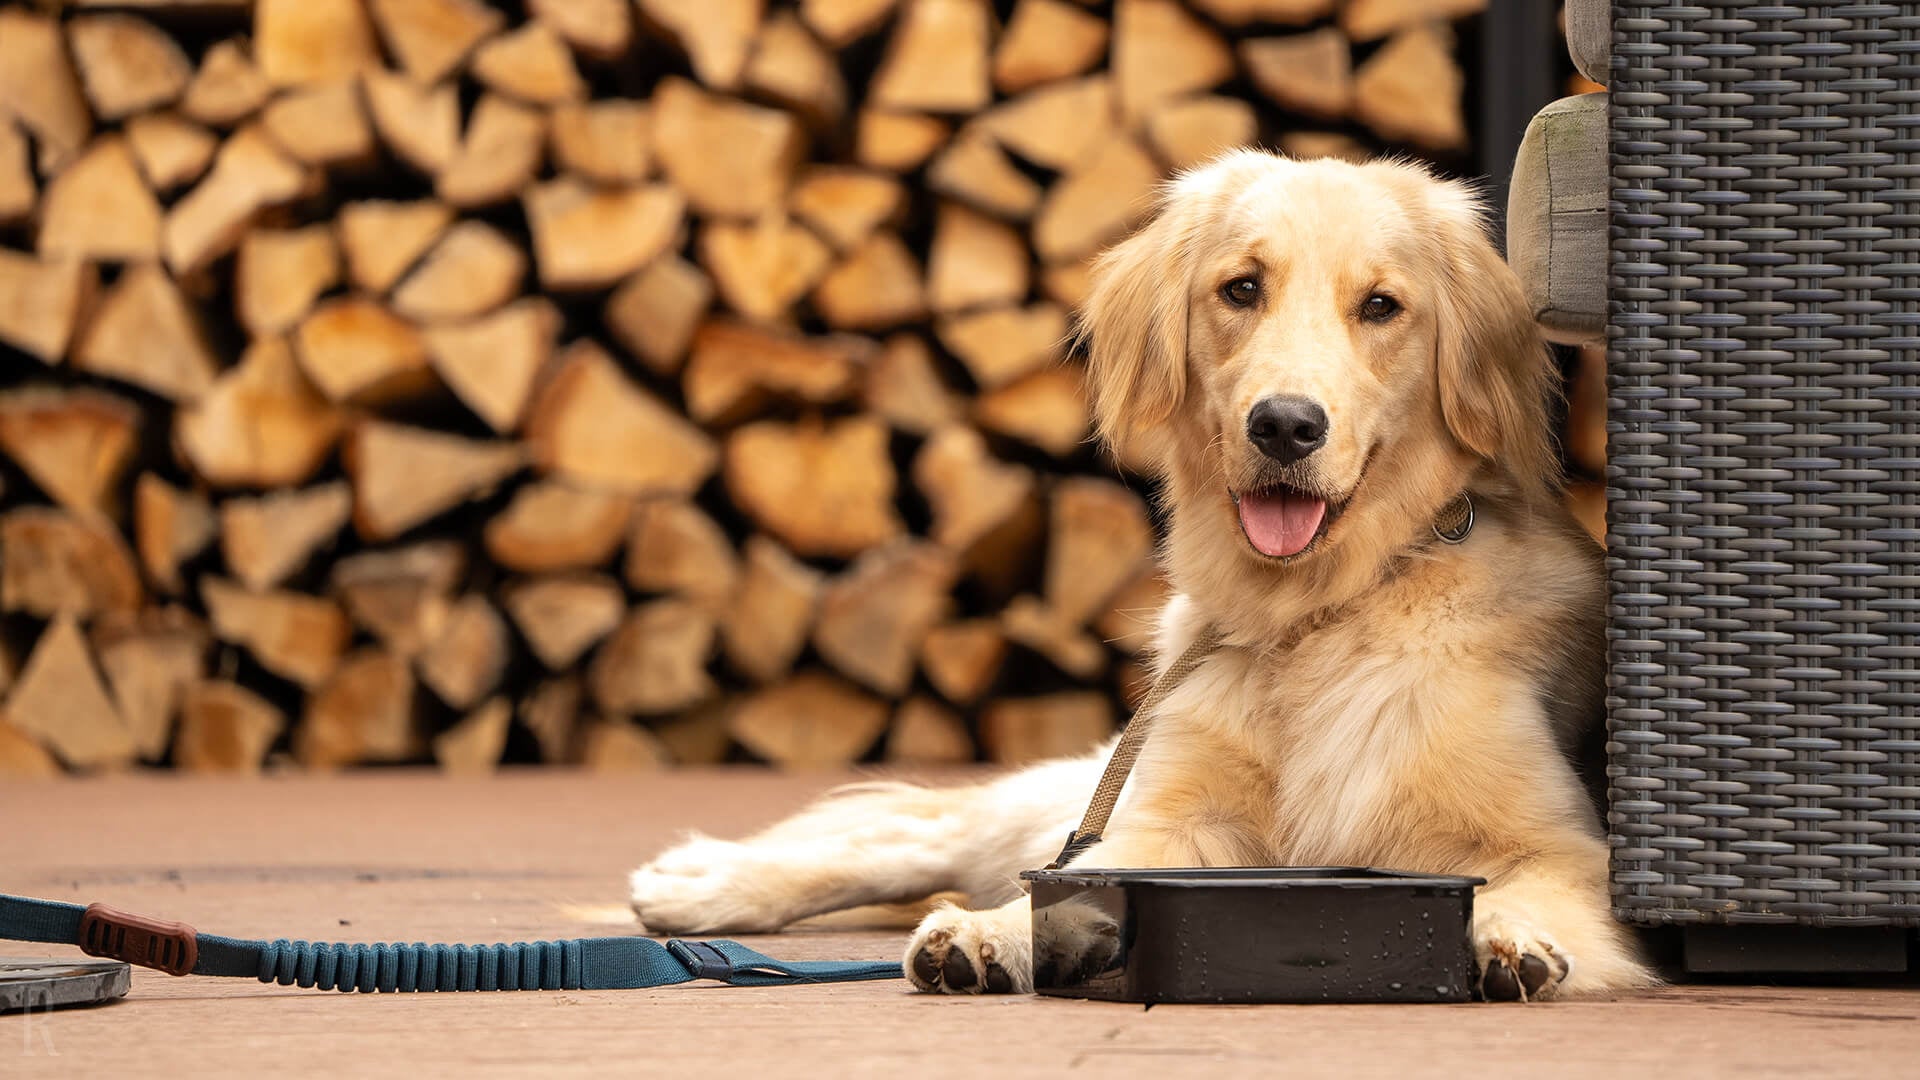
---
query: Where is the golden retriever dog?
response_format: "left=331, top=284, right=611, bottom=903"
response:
left=630, top=151, right=1650, bottom=1002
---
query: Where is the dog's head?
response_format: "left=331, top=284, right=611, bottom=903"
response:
left=1078, top=151, right=1553, bottom=574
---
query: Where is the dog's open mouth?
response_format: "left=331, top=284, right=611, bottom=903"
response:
left=1232, top=484, right=1332, bottom=558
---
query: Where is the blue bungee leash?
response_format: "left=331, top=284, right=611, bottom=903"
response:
left=0, top=892, right=901, bottom=994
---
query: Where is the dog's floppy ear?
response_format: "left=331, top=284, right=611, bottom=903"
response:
left=1430, top=209, right=1557, bottom=491
left=1075, top=194, right=1198, bottom=457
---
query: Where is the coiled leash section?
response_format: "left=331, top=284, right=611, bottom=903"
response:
left=0, top=893, right=900, bottom=994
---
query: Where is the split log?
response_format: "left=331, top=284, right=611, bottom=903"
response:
left=725, top=416, right=903, bottom=558
left=980, top=77, right=1112, bottom=172
left=913, top=424, right=1037, bottom=555
left=255, top=0, right=382, bottom=87
left=651, top=77, right=803, bottom=218
left=297, top=649, right=419, bottom=767
left=423, top=298, right=560, bottom=433
left=433, top=697, right=511, bottom=773
left=626, top=497, right=741, bottom=603
left=550, top=100, right=651, bottom=184
left=1241, top=29, right=1353, bottom=120
left=1353, top=24, right=1467, bottom=151
left=134, top=474, right=215, bottom=594
left=524, top=341, right=719, bottom=496
left=503, top=573, right=625, bottom=671
left=864, top=333, right=964, bottom=435
left=1001, top=594, right=1108, bottom=678
left=1568, top=480, right=1605, bottom=544
left=529, top=0, right=634, bottom=59
left=218, top=481, right=353, bottom=592
left=920, top=619, right=1005, bottom=705
left=869, top=0, right=991, bottom=113
left=791, top=168, right=904, bottom=252
left=636, top=0, right=763, bottom=91
left=855, top=109, right=949, bottom=173
left=0, top=721, right=63, bottom=778
left=980, top=691, right=1113, bottom=764
left=437, top=94, right=546, bottom=208
left=813, top=233, right=928, bottom=330
left=698, top=214, right=834, bottom=323
left=589, top=599, right=718, bottom=715
left=179, top=39, right=270, bottom=128
left=802, top=0, right=898, bottom=46
left=581, top=719, right=672, bottom=771
left=926, top=132, right=1042, bottom=221
left=727, top=672, right=888, bottom=767
left=6, top=614, right=134, bottom=769
left=1111, top=0, right=1234, bottom=125
left=684, top=320, right=868, bottom=424
left=1094, top=569, right=1170, bottom=654
left=652, top=702, right=733, bottom=764
left=0, top=253, right=94, bottom=363
left=746, top=12, right=848, bottom=124
left=472, top=21, right=588, bottom=106
left=68, top=14, right=192, bottom=121
left=75, top=262, right=220, bottom=402
left=605, top=255, right=712, bottom=376
left=337, top=199, right=453, bottom=294
left=1049, top=476, right=1156, bottom=624
left=1, top=508, right=143, bottom=619
left=886, top=697, right=974, bottom=763
left=1193, top=0, right=1332, bottom=25
left=124, top=112, right=217, bottom=194
left=364, top=70, right=460, bottom=177
left=937, top=303, right=1066, bottom=390
left=720, top=535, right=822, bottom=682
left=524, top=180, right=685, bottom=291
left=164, top=125, right=310, bottom=276
left=93, top=609, right=208, bottom=760
left=0, top=120, right=34, bottom=225
left=1146, top=95, right=1258, bottom=171
left=292, top=297, right=434, bottom=404
left=391, top=220, right=527, bottom=321
left=261, top=80, right=376, bottom=168
left=0, top=389, right=138, bottom=520
left=175, top=680, right=285, bottom=773
left=994, top=0, right=1108, bottom=94
left=813, top=541, right=957, bottom=695
left=39, top=137, right=164, bottom=263
left=974, top=367, right=1090, bottom=458
left=1342, top=0, right=1485, bottom=41
left=520, top=676, right=583, bottom=762
left=484, top=481, right=631, bottom=572
left=417, top=595, right=508, bottom=709
left=367, top=0, right=504, bottom=84
left=1040, top=259, right=1094, bottom=310
left=330, top=541, right=464, bottom=657
left=928, top=202, right=1029, bottom=314
left=1032, top=137, right=1160, bottom=263
left=174, top=338, right=345, bottom=489
left=202, top=577, right=351, bottom=688
left=235, top=225, right=340, bottom=338
left=1117, top=658, right=1152, bottom=710
left=1278, top=131, right=1368, bottom=163
left=0, top=9, right=91, bottom=170
left=344, top=420, right=527, bottom=540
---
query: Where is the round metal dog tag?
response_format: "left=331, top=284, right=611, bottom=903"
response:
left=0, top=959, right=131, bottom=1013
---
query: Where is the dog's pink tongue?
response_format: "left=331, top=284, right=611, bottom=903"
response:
left=1237, top=489, right=1326, bottom=557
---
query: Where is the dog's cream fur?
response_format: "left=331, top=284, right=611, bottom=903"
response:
left=631, top=152, right=1650, bottom=1001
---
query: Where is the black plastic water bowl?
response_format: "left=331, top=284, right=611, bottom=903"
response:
left=1021, top=867, right=1483, bottom=1004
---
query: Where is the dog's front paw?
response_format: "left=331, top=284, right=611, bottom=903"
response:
left=630, top=834, right=788, bottom=934
left=1472, top=909, right=1571, bottom=1002
left=904, top=902, right=1032, bottom=995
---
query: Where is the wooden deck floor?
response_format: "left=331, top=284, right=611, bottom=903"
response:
left=5, top=769, right=1918, bottom=1078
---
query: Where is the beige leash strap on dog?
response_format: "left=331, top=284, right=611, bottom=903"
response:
left=1044, top=492, right=1475, bottom=870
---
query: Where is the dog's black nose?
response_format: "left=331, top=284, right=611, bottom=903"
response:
left=1246, top=396, right=1328, bottom=464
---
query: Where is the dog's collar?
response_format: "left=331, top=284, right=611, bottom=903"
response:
left=1432, top=492, right=1474, bottom=544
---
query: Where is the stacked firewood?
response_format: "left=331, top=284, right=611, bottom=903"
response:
left=0, top=0, right=1481, bottom=776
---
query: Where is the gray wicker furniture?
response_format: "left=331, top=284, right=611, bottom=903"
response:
left=1606, top=0, right=1920, bottom=971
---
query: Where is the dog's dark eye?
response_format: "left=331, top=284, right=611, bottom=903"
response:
left=1220, top=278, right=1260, bottom=307
left=1361, top=294, right=1401, bottom=322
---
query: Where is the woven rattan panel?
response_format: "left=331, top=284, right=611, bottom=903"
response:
left=1608, top=2, right=1920, bottom=926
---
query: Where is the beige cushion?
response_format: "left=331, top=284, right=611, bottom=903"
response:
left=1506, top=93, right=1606, bottom=344
left=1566, top=0, right=1609, bottom=84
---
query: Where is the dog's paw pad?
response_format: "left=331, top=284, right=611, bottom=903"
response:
left=1473, top=915, right=1570, bottom=1002
left=903, top=909, right=1030, bottom=995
